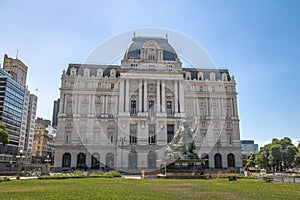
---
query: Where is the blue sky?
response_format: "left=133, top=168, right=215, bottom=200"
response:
left=0, top=0, right=299, bottom=146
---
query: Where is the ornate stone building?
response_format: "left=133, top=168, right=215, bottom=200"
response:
left=54, top=36, right=242, bottom=172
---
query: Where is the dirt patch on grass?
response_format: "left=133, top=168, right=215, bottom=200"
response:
left=1, top=188, right=32, bottom=193
left=156, top=183, right=195, bottom=191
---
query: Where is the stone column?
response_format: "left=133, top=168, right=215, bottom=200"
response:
left=206, top=98, right=209, bottom=117
left=143, top=80, right=147, bottom=112
left=91, top=95, right=95, bottom=115
left=174, top=80, right=178, bottom=113
left=88, top=95, right=92, bottom=114
left=139, top=79, right=143, bottom=112
left=231, top=98, right=234, bottom=117
left=179, top=80, right=185, bottom=113
left=74, top=94, right=78, bottom=114
left=156, top=80, right=161, bottom=113
left=86, top=151, right=91, bottom=169
left=71, top=152, right=77, bottom=168
left=125, top=79, right=130, bottom=112
left=193, top=97, right=196, bottom=116
left=119, top=79, right=125, bottom=112
left=161, top=80, right=166, bottom=113
left=101, top=96, right=105, bottom=114
left=105, top=95, right=108, bottom=114
left=64, top=94, right=68, bottom=113
left=233, top=98, right=238, bottom=117
left=59, top=93, right=65, bottom=114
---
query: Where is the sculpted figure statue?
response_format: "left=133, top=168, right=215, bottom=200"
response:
left=164, top=120, right=199, bottom=160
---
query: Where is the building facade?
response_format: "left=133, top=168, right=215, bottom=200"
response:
left=32, top=118, right=56, bottom=163
left=0, top=68, right=24, bottom=158
left=52, top=99, right=60, bottom=128
left=241, top=140, right=259, bottom=167
left=2, top=54, right=27, bottom=87
left=54, top=36, right=242, bottom=172
left=23, top=94, right=38, bottom=163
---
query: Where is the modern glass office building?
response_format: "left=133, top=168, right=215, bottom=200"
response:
left=0, top=68, right=24, bottom=158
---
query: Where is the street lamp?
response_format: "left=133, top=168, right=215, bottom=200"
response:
left=44, top=155, right=51, bottom=175
left=16, top=150, right=25, bottom=179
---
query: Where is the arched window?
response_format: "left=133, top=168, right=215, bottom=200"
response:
left=106, top=153, right=114, bottom=169
left=91, top=153, right=100, bottom=169
left=148, top=152, right=156, bottom=169
left=214, top=153, right=222, bottom=169
left=77, top=153, right=86, bottom=169
left=62, top=153, right=71, bottom=167
left=201, top=154, right=209, bottom=169
left=227, top=153, right=235, bottom=168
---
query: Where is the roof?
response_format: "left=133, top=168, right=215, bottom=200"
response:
left=66, top=64, right=230, bottom=81
left=66, top=64, right=120, bottom=77
left=125, top=36, right=178, bottom=61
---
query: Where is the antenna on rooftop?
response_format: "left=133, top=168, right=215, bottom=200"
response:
left=133, top=30, right=136, bottom=38
left=166, top=33, right=168, bottom=39
left=35, top=88, right=38, bottom=96
left=16, top=49, right=18, bottom=59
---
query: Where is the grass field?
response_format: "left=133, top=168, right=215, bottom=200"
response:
left=0, top=178, right=300, bottom=200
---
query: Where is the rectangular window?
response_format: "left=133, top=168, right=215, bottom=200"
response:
left=228, top=133, right=232, bottom=144
left=149, top=100, right=154, bottom=116
left=148, top=124, right=156, bottom=144
left=130, top=100, right=136, bottom=115
left=226, top=108, right=230, bottom=119
left=108, top=128, right=114, bottom=143
left=166, top=101, right=173, bottom=117
left=167, top=124, right=174, bottom=143
left=200, top=108, right=205, bottom=117
left=130, top=124, right=137, bottom=144
left=201, top=132, right=207, bottom=144
left=111, top=83, right=114, bottom=89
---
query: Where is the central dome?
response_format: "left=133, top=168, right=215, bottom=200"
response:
left=125, top=36, right=178, bottom=61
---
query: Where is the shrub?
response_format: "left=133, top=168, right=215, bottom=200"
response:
left=38, top=170, right=122, bottom=180
left=263, top=176, right=273, bottom=182
left=0, top=177, right=10, bottom=182
left=228, top=175, right=237, bottom=181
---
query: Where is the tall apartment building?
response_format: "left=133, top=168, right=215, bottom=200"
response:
left=3, top=54, right=27, bottom=87
left=24, top=94, right=37, bottom=163
left=32, top=118, right=56, bottom=163
left=54, top=36, right=242, bottom=172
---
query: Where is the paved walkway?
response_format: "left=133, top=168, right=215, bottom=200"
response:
left=122, top=175, right=142, bottom=179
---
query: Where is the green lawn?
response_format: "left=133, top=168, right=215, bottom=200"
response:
left=0, top=178, right=299, bottom=200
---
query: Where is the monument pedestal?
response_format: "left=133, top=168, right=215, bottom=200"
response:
left=157, top=159, right=210, bottom=179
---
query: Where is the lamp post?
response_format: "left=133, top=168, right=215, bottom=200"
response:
left=44, top=155, right=51, bottom=175
left=16, top=150, right=25, bottom=179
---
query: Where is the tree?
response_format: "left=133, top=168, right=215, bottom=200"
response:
left=294, top=142, right=300, bottom=167
left=249, top=137, right=298, bottom=171
left=0, top=121, right=8, bottom=146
